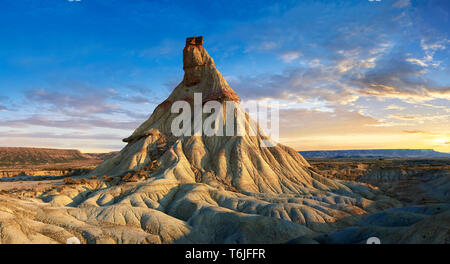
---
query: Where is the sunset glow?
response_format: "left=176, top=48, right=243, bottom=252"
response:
left=0, top=0, right=448, bottom=153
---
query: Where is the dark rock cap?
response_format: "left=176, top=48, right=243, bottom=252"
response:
left=186, top=36, right=204, bottom=46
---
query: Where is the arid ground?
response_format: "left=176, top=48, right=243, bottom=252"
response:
left=0, top=153, right=448, bottom=244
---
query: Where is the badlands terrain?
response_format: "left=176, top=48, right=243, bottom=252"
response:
left=0, top=147, right=116, bottom=178
left=0, top=37, right=448, bottom=244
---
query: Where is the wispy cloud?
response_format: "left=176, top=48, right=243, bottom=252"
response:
left=0, top=104, right=7, bottom=112
left=280, top=51, right=302, bottom=63
left=26, top=88, right=118, bottom=116
left=350, top=54, right=450, bottom=101
left=110, top=94, right=153, bottom=105
left=393, top=0, right=411, bottom=9
left=385, top=104, right=406, bottom=110
left=0, top=130, right=123, bottom=141
left=0, top=115, right=140, bottom=130
left=402, top=130, right=442, bottom=136
left=406, top=58, right=428, bottom=67
left=389, top=113, right=449, bottom=121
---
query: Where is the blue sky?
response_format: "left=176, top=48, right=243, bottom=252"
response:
left=0, top=0, right=449, bottom=152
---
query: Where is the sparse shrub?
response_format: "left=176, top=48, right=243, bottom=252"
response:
left=120, top=160, right=161, bottom=183
left=122, top=171, right=141, bottom=182
left=63, top=177, right=76, bottom=184
left=63, top=177, right=88, bottom=185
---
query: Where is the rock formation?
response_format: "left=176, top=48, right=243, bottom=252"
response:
left=94, top=35, right=345, bottom=196
left=1, top=36, right=447, bottom=244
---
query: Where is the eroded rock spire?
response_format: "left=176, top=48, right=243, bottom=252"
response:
left=183, top=36, right=205, bottom=86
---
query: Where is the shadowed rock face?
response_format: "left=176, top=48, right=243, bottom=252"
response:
left=1, top=37, right=446, bottom=244
left=183, top=36, right=205, bottom=86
